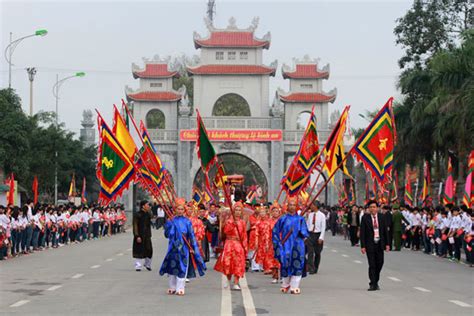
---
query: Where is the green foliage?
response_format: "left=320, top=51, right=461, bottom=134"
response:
left=394, top=2, right=473, bottom=181
left=394, top=0, right=472, bottom=69
left=212, top=93, right=251, bottom=116
left=146, top=109, right=165, bottom=129
left=0, top=89, right=97, bottom=202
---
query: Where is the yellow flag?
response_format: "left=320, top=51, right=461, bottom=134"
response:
left=113, top=106, right=136, bottom=159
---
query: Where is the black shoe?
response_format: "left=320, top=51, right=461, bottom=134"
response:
left=145, top=266, right=152, bottom=271
left=367, top=286, right=377, bottom=291
left=136, top=269, right=141, bottom=272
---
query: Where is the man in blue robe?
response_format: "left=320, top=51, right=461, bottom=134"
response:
left=272, top=196, right=309, bottom=294
left=159, top=198, right=206, bottom=296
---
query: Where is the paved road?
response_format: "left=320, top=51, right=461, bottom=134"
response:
left=1, top=229, right=473, bottom=315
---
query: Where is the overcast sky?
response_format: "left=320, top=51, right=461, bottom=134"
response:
left=1, top=0, right=412, bottom=136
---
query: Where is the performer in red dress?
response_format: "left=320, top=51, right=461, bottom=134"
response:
left=214, top=202, right=248, bottom=291
left=187, top=206, right=206, bottom=258
left=256, top=203, right=282, bottom=283
left=247, top=207, right=261, bottom=272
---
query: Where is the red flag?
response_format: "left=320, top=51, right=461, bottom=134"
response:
left=7, top=173, right=15, bottom=205
left=443, top=156, right=455, bottom=205
left=81, top=177, right=87, bottom=204
left=32, top=176, right=39, bottom=205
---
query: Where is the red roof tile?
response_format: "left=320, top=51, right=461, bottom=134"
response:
left=127, top=91, right=181, bottom=102
left=133, top=64, right=178, bottom=79
left=187, top=64, right=276, bottom=76
left=194, top=31, right=270, bottom=49
left=282, top=64, right=329, bottom=79
left=279, top=92, right=335, bottom=103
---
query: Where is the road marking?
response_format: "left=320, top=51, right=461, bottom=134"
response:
left=126, top=248, right=132, bottom=251
left=117, top=253, right=124, bottom=256
left=341, top=254, right=349, bottom=258
left=449, top=300, right=472, bottom=308
left=90, top=265, right=101, bottom=269
left=10, top=300, right=30, bottom=307
left=240, top=276, right=257, bottom=316
left=387, top=277, right=401, bottom=282
left=414, top=287, right=431, bottom=293
left=353, top=260, right=362, bottom=264
left=47, top=285, right=62, bottom=291
left=71, top=274, right=84, bottom=279
left=331, top=249, right=338, bottom=253
left=220, top=275, right=232, bottom=316
left=106, top=258, right=114, bottom=262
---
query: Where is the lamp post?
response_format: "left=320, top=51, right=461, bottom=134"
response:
left=4, top=29, right=48, bottom=89
left=52, top=72, right=86, bottom=205
left=26, top=67, right=37, bottom=116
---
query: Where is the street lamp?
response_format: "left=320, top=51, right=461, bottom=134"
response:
left=52, top=72, right=86, bottom=205
left=26, top=67, right=37, bottom=116
left=4, top=29, right=48, bottom=89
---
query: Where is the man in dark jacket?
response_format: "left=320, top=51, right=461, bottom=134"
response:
left=360, top=200, right=390, bottom=291
left=347, top=205, right=360, bottom=246
left=133, top=200, right=153, bottom=271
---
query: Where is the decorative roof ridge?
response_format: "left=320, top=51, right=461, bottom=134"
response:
left=281, top=55, right=330, bottom=79
left=131, top=55, right=179, bottom=79
left=277, top=88, right=338, bottom=103
left=125, top=85, right=181, bottom=96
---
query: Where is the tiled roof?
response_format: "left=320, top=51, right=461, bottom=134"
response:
left=282, top=64, right=329, bottom=79
left=126, top=91, right=181, bottom=102
left=133, top=64, right=178, bottom=79
left=187, top=64, right=276, bottom=76
left=194, top=31, right=270, bottom=49
left=279, top=92, right=336, bottom=103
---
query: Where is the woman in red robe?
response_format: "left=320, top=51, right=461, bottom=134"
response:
left=214, top=202, right=248, bottom=290
left=256, top=203, right=281, bottom=283
left=247, top=207, right=261, bottom=271
left=187, top=206, right=206, bottom=258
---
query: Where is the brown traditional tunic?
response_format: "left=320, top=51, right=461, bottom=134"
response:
left=132, top=210, right=153, bottom=259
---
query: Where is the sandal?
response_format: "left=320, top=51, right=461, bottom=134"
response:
left=167, top=289, right=176, bottom=295
left=290, top=288, right=301, bottom=295
left=176, top=289, right=185, bottom=296
left=280, top=285, right=290, bottom=293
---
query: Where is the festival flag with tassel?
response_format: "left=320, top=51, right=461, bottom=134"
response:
left=81, top=177, right=87, bottom=204
left=443, top=155, right=455, bottom=205
left=463, top=150, right=474, bottom=208
left=68, top=173, right=76, bottom=200
left=96, top=112, right=135, bottom=205
left=196, top=110, right=217, bottom=191
left=421, top=161, right=432, bottom=207
left=6, top=173, right=15, bottom=205
left=32, top=176, right=38, bottom=205
left=353, top=98, right=396, bottom=185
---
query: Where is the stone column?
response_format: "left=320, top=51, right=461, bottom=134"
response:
left=177, top=97, right=192, bottom=199
left=270, top=115, right=284, bottom=201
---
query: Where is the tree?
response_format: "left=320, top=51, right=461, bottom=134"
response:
left=0, top=88, right=98, bottom=203
left=394, top=0, right=472, bottom=70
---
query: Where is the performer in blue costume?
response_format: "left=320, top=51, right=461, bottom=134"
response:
left=159, top=198, right=206, bottom=296
left=272, top=196, right=309, bottom=294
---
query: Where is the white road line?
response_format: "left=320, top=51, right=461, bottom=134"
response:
left=413, top=287, right=431, bottom=293
left=331, top=249, right=338, bottom=253
left=353, top=260, right=362, bottom=264
left=106, top=258, right=114, bottom=262
left=71, top=273, right=84, bottom=279
left=240, top=276, right=257, bottom=316
left=220, top=275, right=232, bottom=316
left=341, top=254, right=349, bottom=258
left=90, top=265, right=101, bottom=269
left=117, top=253, right=124, bottom=256
left=10, top=300, right=30, bottom=307
left=449, top=300, right=472, bottom=308
left=47, top=285, right=62, bottom=291
left=387, top=277, right=401, bottom=282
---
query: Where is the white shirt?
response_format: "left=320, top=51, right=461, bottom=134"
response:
left=0, top=214, right=10, bottom=229
left=157, top=207, right=165, bottom=218
left=449, top=215, right=461, bottom=231
left=33, top=213, right=42, bottom=230
left=306, top=211, right=326, bottom=240
left=410, top=213, right=422, bottom=227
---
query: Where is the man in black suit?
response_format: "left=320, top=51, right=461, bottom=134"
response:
left=360, top=200, right=390, bottom=291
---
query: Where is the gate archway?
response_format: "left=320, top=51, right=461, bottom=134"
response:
left=193, top=153, right=268, bottom=202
